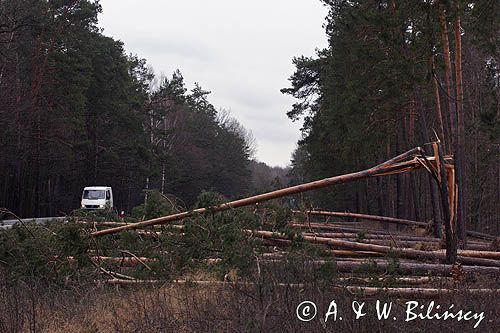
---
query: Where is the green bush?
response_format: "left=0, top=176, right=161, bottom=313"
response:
left=0, top=221, right=92, bottom=285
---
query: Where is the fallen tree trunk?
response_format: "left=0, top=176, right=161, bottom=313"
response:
left=301, top=232, right=490, bottom=246
left=258, top=250, right=385, bottom=259
left=301, top=232, right=439, bottom=242
left=290, top=223, right=403, bottom=235
left=301, top=233, right=491, bottom=251
left=467, top=230, right=498, bottom=241
left=296, top=210, right=497, bottom=241
left=293, top=223, right=490, bottom=242
left=325, top=250, right=384, bottom=258
left=262, top=258, right=500, bottom=276
left=101, top=279, right=500, bottom=298
left=295, top=210, right=428, bottom=227
left=248, top=230, right=500, bottom=266
left=92, top=148, right=431, bottom=237
left=102, top=276, right=446, bottom=287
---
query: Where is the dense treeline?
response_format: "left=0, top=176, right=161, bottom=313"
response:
left=0, top=0, right=260, bottom=217
left=283, top=0, right=499, bottom=235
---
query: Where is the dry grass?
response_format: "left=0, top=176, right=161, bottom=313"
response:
left=2, top=276, right=499, bottom=333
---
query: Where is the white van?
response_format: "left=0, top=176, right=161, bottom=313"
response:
left=81, top=186, right=113, bottom=210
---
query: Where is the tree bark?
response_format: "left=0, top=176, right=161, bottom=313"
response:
left=454, top=2, right=467, bottom=246
left=432, top=55, right=447, bottom=151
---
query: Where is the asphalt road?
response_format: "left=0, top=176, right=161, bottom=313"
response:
left=0, top=217, right=66, bottom=230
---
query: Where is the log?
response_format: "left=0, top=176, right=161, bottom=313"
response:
left=248, top=230, right=500, bottom=266
left=92, top=148, right=432, bottom=237
left=295, top=210, right=428, bottom=227
left=334, top=259, right=499, bottom=275
left=101, top=279, right=500, bottom=298
left=301, top=234, right=491, bottom=251
left=260, top=234, right=490, bottom=253
left=467, top=230, right=497, bottom=241
left=302, top=232, right=438, bottom=242
left=301, top=232, right=490, bottom=246
left=338, top=286, right=500, bottom=298
left=452, top=249, right=500, bottom=260
left=302, top=237, right=442, bottom=249
left=261, top=258, right=500, bottom=276
left=291, top=223, right=403, bottom=235
left=296, top=210, right=497, bottom=241
left=325, top=250, right=384, bottom=258
left=101, top=276, right=444, bottom=287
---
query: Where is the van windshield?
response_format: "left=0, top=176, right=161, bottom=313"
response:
left=83, top=190, right=105, bottom=200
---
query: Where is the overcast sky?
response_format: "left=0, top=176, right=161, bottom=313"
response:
left=98, top=0, right=328, bottom=167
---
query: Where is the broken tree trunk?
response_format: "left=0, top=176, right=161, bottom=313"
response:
left=434, top=142, right=458, bottom=264
left=92, top=147, right=430, bottom=237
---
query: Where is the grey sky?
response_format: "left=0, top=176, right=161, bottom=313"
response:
left=98, top=0, right=328, bottom=167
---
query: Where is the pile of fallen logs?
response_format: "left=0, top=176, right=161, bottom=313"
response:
left=83, top=145, right=499, bottom=296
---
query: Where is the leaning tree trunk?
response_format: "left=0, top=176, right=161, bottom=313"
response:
left=91, top=148, right=425, bottom=236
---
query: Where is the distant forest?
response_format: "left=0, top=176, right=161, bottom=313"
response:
left=0, top=1, right=286, bottom=217
left=283, top=0, right=499, bottom=235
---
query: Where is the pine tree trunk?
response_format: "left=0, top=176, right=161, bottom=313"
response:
left=439, top=7, right=457, bottom=155
left=438, top=6, right=460, bottom=254
left=432, top=55, right=448, bottom=151
left=454, top=5, right=467, bottom=247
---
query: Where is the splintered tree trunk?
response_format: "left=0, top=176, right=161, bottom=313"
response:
left=439, top=6, right=464, bottom=247
left=435, top=143, right=457, bottom=264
